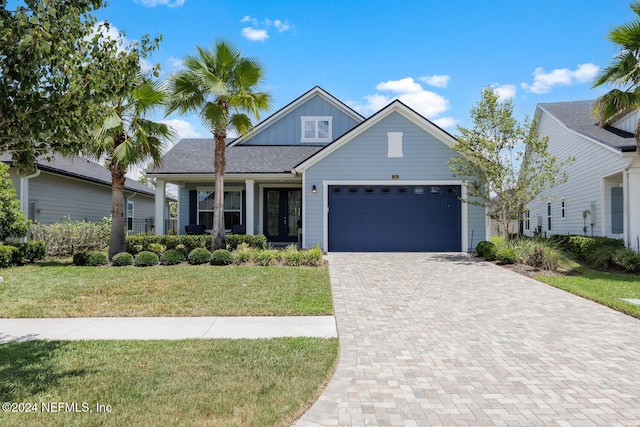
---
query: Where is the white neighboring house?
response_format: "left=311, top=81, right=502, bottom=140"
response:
left=523, top=101, right=640, bottom=250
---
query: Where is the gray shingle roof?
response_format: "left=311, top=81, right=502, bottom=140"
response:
left=539, top=100, right=637, bottom=152
left=1, top=153, right=157, bottom=196
left=147, top=138, right=324, bottom=174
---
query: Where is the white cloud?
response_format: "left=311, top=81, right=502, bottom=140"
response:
left=376, top=77, right=423, bottom=93
left=241, top=27, right=269, bottom=41
left=274, top=19, right=291, bottom=32
left=240, top=16, right=292, bottom=41
left=494, top=84, right=517, bottom=100
left=432, top=117, right=457, bottom=129
left=241, top=15, right=258, bottom=25
left=351, top=77, right=451, bottom=121
left=521, top=63, right=600, bottom=94
left=167, top=56, right=183, bottom=70
left=135, top=0, right=185, bottom=7
left=420, top=75, right=450, bottom=88
left=161, top=119, right=204, bottom=139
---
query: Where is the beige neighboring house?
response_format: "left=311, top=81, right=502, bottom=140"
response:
left=1, top=154, right=175, bottom=235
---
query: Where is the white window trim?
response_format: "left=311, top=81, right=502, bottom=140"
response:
left=127, top=201, right=134, bottom=232
left=524, top=210, right=530, bottom=231
left=301, top=116, right=332, bottom=143
left=561, top=198, right=566, bottom=220
left=547, top=202, right=552, bottom=231
left=196, top=187, right=242, bottom=232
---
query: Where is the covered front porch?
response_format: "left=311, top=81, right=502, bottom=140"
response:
left=153, top=175, right=303, bottom=246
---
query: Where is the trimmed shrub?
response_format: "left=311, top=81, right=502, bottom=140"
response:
left=29, top=217, right=110, bottom=257
left=126, top=235, right=209, bottom=255
left=188, top=248, right=211, bottom=265
left=111, top=252, right=134, bottom=267
left=232, top=244, right=254, bottom=264
left=210, top=249, right=233, bottom=266
left=87, top=252, right=109, bottom=267
left=475, top=241, right=497, bottom=261
left=226, top=234, right=267, bottom=251
left=0, top=245, right=18, bottom=268
left=160, top=249, right=185, bottom=266
left=135, top=251, right=159, bottom=267
left=495, top=246, right=517, bottom=265
left=567, top=236, right=624, bottom=261
left=147, top=243, right=166, bottom=255
left=73, top=251, right=90, bottom=266
left=612, top=248, right=640, bottom=273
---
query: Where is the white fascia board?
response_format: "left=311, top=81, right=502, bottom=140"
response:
left=145, top=173, right=298, bottom=182
left=294, top=101, right=458, bottom=172
left=229, top=87, right=364, bottom=147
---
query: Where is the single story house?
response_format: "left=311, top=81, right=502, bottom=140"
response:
left=148, top=86, right=487, bottom=252
left=1, top=154, right=175, bottom=235
left=522, top=100, right=640, bottom=250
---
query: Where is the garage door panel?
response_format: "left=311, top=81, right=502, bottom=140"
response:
left=328, top=185, right=461, bottom=252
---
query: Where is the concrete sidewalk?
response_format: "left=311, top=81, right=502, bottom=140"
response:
left=0, top=316, right=337, bottom=343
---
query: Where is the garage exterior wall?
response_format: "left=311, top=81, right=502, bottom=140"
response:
left=302, top=111, right=485, bottom=251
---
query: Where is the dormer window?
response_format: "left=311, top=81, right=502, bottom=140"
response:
left=301, top=116, right=332, bottom=143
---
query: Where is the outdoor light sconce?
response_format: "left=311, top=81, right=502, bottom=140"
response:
left=311, top=185, right=317, bottom=194
left=392, top=174, right=400, bottom=180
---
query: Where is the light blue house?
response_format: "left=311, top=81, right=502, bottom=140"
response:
left=148, top=87, right=486, bottom=252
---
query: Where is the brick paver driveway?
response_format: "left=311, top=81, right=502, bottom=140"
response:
left=295, top=253, right=640, bottom=426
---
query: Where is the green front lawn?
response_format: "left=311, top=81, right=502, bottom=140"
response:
left=0, top=264, right=332, bottom=317
left=0, top=338, right=338, bottom=427
left=536, top=267, right=640, bottom=319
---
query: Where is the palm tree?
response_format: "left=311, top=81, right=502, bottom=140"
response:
left=90, top=76, right=175, bottom=259
left=592, top=1, right=640, bottom=153
left=167, top=40, right=271, bottom=250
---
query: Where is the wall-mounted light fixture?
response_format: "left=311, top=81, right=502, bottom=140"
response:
left=392, top=174, right=400, bottom=180
left=311, top=184, right=317, bottom=194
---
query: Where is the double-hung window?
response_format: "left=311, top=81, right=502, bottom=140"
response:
left=301, top=116, right=332, bottom=143
left=547, top=202, right=552, bottom=231
left=197, top=189, right=242, bottom=232
left=524, top=210, right=530, bottom=231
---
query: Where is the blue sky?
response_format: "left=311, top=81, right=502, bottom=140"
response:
left=94, top=0, right=634, bottom=140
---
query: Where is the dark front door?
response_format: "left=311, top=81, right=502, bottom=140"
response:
left=264, top=189, right=302, bottom=242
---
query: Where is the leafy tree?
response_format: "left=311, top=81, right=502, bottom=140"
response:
left=448, top=86, right=572, bottom=241
left=85, top=28, right=174, bottom=258
left=167, top=40, right=271, bottom=250
left=0, top=162, right=29, bottom=241
left=0, top=0, right=134, bottom=174
left=592, top=1, right=640, bottom=153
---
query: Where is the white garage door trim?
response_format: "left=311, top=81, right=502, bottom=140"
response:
left=323, top=180, right=468, bottom=252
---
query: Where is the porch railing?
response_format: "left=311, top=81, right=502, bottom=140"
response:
left=127, top=218, right=178, bottom=236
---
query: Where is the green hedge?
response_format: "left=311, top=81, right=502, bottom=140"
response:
left=29, top=218, right=110, bottom=257
left=567, top=235, right=624, bottom=260
left=126, top=235, right=210, bottom=255
left=475, top=241, right=497, bottom=261
left=226, top=234, right=267, bottom=250
left=0, top=245, right=18, bottom=268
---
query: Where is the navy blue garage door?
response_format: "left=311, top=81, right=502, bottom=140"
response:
left=328, top=185, right=461, bottom=252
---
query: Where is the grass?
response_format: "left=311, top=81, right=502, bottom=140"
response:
left=0, top=264, right=332, bottom=317
left=0, top=338, right=339, bottom=427
left=536, top=267, right=640, bottom=319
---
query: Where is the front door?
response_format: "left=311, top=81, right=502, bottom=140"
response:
left=264, top=189, right=301, bottom=242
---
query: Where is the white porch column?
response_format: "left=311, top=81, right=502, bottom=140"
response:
left=245, top=179, right=255, bottom=235
left=155, top=179, right=166, bottom=236
left=626, top=158, right=640, bottom=251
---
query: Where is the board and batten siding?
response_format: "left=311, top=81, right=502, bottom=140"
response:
left=303, top=111, right=485, bottom=251
left=241, top=95, right=360, bottom=146
left=525, top=108, right=628, bottom=238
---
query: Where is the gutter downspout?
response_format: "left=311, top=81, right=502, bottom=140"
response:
left=19, top=169, right=41, bottom=242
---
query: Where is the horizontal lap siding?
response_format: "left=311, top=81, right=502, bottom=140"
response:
left=525, top=111, right=628, bottom=237
left=304, top=112, right=485, bottom=250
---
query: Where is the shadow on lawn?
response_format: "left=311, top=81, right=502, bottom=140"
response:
left=0, top=339, right=89, bottom=401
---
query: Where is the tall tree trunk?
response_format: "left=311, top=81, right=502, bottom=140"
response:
left=109, top=163, right=127, bottom=259
left=211, top=129, right=227, bottom=250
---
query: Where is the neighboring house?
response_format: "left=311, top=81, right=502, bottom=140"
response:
left=147, top=86, right=487, bottom=252
left=1, top=154, right=175, bottom=235
left=522, top=100, right=640, bottom=250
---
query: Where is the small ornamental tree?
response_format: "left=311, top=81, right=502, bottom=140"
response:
left=448, top=86, right=573, bottom=241
left=0, top=162, right=29, bottom=241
